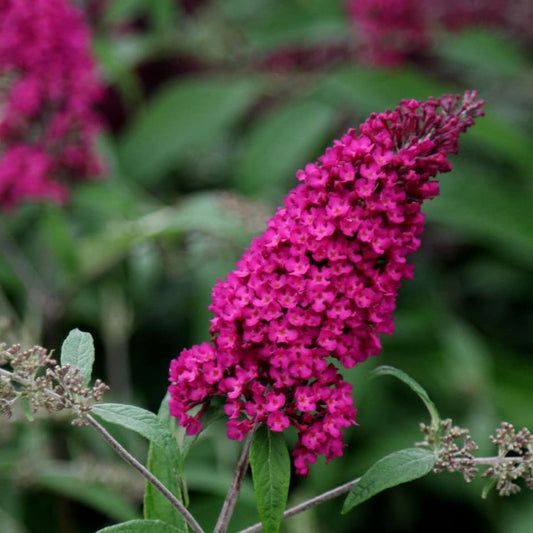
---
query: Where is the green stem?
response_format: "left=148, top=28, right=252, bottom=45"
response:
left=238, top=477, right=361, bottom=533
left=1, top=365, right=205, bottom=532
left=84, top=413, right=205, bottom=533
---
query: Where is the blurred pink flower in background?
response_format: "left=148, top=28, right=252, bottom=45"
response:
left=169, top=91, right=484, bottom=475
left=347, top=0, right=532, bottom=66
left=0, top=0, right=104, bottom=209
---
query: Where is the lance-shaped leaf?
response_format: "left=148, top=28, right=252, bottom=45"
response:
left=342, top=448, right=436, bottom=513
left=119, top=77, right=264, bottom=184
left=91, top=403, right=170, bottom=445
left=144, top=395, right=187, bottom=531
left=38, top=471, right=139, bottom=523
left=370, top=365, right=440, bottom=429
left=92, top=402, right=187, bottom=530
left=250, top=425, right=290, bottom=533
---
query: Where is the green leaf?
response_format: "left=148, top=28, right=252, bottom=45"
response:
left=237, top=1, right=348, bottom=50
left=19, top=396, right=34, bottom=422
left=481, top=477, right=497, bottom=500
left=369, top=365, right=440, bottom=429
left=144, top=395, right=187, bottom=531
left=342, top=448, right=436, bottom=513
left=436, top=28, right=530, bottom=78
left=91, top=403, right=170, bottom=446
left=316, top=66, right=453, bottom=117
left=441, top=319, right=492, bottom=398
left=97, top=519, right=182, bottom=533
left=0, top=507, right=24, bottom=533
left=464, top=113, right=533, bottom=177
left=424, top=160, right=533, bottom=267
left=41, top=205, right=79, bottom=282
left=38, top=472, right=139, bottom=522
left=234, top=99, right=337, bottom=201
left=250, top=425, right=291, bottom=533
left=149, top=0, right=179, bottom=33
left=60, top=329, right=95, bottom=387
left=119, top=77, right=264, bottom=184
left=91, top=402, right=187, bottom=529
left=78, top=192, right=253, bottom=279
left=105, top=0, right=147, bottom=23
left=179, top=401, right=227, bottom=461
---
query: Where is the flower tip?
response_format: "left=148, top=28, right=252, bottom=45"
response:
left=463, top=90, right=485, bottom=118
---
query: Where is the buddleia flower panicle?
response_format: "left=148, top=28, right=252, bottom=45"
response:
left=0, top=0, right=104, bottom=209
left=169, top=92, right=484, bottom=475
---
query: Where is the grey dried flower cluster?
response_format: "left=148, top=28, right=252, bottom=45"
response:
left=482, top=422, right=533, bottom=496
left=0, top=342, right=108, bottom=423
left=419, top=418, right=533, bottom=496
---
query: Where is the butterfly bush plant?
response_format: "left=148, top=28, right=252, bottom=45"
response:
left=2, top=91, right=532, bottom=533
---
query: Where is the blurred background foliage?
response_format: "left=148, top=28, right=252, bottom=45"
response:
left=0, top=0, right=532, bottom=532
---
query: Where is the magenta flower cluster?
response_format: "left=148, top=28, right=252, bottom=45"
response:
left=169, top=92, right=484, bottom=475
left=0, top=0, right=103, bottom=209
left=347, top=0, right=532, bottom=66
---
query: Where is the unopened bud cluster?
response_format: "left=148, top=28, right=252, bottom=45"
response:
left=483, top=422, right=533, bottom=496
left=0, top=342, right=108, bottom=423
left=421, top=418, right=479, bottom=482
left=419, top=419, right=533, bottom=496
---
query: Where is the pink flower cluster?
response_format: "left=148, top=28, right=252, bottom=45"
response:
left=347, top=0, right=533, bottom=66
left=0, top=0, right=104, bottom=209
left=169, top=92, right=484, bottom=475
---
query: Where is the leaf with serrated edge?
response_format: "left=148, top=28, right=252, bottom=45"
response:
left=60, top=329, right=95, bottom=387
left=250, top=425, right=290, bottom=533
left=342, top=448, right=435, bottom=513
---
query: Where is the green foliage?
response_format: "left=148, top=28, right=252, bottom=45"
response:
left=105, top=0, right=147, bottom=24
left=315, top=66, right=454, bottom=115
left=0, top=507, right=24, bottom=533
left=91, top=403, right=175, bottom=447
left=91, top=401, right=187, bottom=529
left=97, top=519, right=183, bottom=533
left=249, top=425, right=291, bottom=533
left=118, top=77, right=265, bottom=184
left=1, top=0, right=532, bottom=531
left=234, top=99, right=337, bottom=201
left=424, top=160, right=533, bottom=266
left=60, top=329, right=95, bottom=387
left=342, top=448, right=436, bottom=513
left=143, top=396, right=187, bottom=531
left=370, top=365, right=440, bottom=430
left=38, top=472, right=140, bottom=523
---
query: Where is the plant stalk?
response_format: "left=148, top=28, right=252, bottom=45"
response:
left=238, top=476, right=361, bottom=533
left=236, top=453, right=533, bottom=532
left=85, top=413, right=205, bottom=533
left=214, top=427, right=256, bottom=533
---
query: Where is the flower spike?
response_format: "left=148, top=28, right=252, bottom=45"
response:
left=169, top=92, right=484, bottom=475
